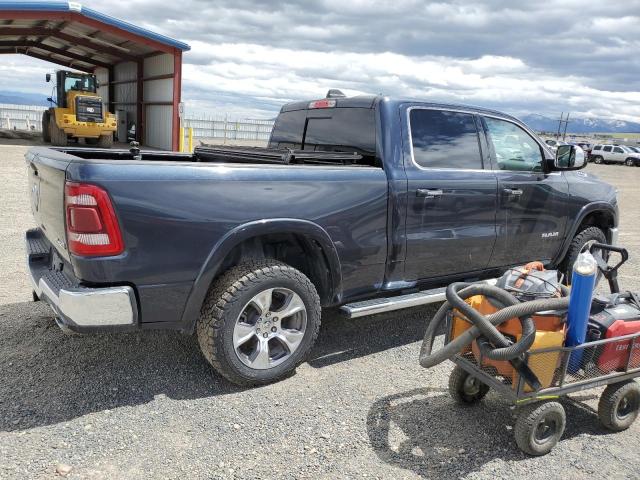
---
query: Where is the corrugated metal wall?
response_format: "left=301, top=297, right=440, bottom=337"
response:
left=113, top=61, right=138, bottom=139
left=94, top=67, right=109, bottom=111
left=143, top=54, right=174, bottom=150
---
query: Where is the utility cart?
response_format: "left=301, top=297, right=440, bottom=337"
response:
left=446, top=244, right=640, bottom=455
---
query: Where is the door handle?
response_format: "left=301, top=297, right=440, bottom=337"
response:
left=502, top=188, right=523, bottom=197
left=417, top=188, right=444, bottom=198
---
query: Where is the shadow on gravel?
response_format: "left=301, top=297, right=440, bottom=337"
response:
left=367, top=387, right=615, bottom=478
left=308, top=304, right=438, bottom=368
left=0, top=301, right=437, bottom=432
left=0, top=301, right=241, bottom=433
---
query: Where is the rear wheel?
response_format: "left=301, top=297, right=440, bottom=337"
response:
left=197, top=260, right=321, bottom=386
left=593, top=155, right=603, bottom=164
left=97, top=134, right=113, bottom=148
left=598, top=381, right=640, bottom=431
left=625, top=158, right=636, bottom=167
left=515, top=401, right=566, bottom=456
left=41, top=111, right=51, bottom=142
left=448, top=365, right=489, bottom=404
left=561, top=226, right=606, bottom=284
left=49, top=120, right=68, bottom=146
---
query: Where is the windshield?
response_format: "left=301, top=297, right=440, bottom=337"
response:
left=64, top=75, right=96, bottom=93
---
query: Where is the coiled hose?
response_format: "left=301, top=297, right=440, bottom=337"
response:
left=419, top=282, right=569, bottom=369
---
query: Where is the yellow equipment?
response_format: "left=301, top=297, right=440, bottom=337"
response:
left=451, top=294, right=565, bottom=391
left=42, top=70, right=116, bottom=148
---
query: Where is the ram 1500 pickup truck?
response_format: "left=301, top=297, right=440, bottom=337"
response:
left=25, top=94, right=618, bottom=385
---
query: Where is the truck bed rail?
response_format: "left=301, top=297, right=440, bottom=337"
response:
left=195, top=145, right=365, bottom=166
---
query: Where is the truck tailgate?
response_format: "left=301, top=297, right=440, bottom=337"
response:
left=26, top=148, right=74, bottom=262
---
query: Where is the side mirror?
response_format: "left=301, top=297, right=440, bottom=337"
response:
left=554, top=144, right=586, bottom=170
left=45, top=73, right=51, bottom=82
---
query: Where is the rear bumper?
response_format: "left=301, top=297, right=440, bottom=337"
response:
left=26, top=228, right=138, bottom=334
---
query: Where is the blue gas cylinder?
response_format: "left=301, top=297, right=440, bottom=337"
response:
left=566, top=250, right=598, bottom=372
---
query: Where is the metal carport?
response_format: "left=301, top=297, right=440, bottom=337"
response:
left=0, top=1, right=190, bottom=150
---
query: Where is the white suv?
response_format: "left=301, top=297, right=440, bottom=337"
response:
left=590, top=144, right=640, bottom=166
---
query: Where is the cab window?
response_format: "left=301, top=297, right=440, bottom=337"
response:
left=409, top=109, right=483, bottom=169
left=483, top=117, right=543, bottom=172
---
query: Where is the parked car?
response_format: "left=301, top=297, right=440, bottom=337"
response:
left=573, top=142, right=592, bottom=158
left=590, top=144, right=640, bottom=166
left=25, top=94, right=618, bottom=386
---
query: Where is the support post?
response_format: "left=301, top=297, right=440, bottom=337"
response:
left=188, top=127, right=193, bottom=152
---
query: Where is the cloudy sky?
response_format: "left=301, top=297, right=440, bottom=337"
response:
left=2, top=0, right=640, bottom=121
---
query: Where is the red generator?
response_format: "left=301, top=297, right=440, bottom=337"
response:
left=586, top=244, right=640, bottom=372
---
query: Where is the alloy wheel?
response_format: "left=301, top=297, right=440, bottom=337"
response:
left=233, top=288, right=307, bottom=370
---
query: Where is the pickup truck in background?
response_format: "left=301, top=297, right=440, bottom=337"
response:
left=25, top=92, right=618, bottom=386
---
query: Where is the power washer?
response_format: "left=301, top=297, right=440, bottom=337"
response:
left=419, top=244, right=640, bottom=456
left=420, top=244, right=640, bottom=388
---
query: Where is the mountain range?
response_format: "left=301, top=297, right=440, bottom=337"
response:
left=520, top=114, right=640, bottom=134
left=1, top=91, right=638, bottom=133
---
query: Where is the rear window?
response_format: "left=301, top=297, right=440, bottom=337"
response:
left=603, top=146, right=612, bottom=152
left=409, top=109, right=483, bottom=169
left=593, top=145, right=602, bottom=150
left=269, top=107, right=376, bottom=162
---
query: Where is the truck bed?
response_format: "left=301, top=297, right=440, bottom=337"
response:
left=47, top=144, right=375, bottom=167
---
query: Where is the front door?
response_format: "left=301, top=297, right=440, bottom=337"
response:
left=481, top=116, right=570, bottom=267
left=403, top=108, right=498, bottom=281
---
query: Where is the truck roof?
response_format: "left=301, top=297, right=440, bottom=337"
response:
left=280, top=94, right=522, bottom=124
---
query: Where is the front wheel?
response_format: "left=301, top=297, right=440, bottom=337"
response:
left=515, top=401, right=566, bottom=456
left=197, top=260, right=321, bottom=386
left=561, top=226, right=606, bottom=284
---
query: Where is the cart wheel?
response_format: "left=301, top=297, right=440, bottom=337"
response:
left=515, top=401, right=566, bottom=456
left=448, top=365, right=489, bottom=405
left=598, top=381, right=640, bottom=432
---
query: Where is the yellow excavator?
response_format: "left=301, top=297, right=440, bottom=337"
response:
left=42, top=70, right=116, bottom=148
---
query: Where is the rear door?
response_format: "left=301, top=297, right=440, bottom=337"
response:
left=612, top=146, right=625, bottom=163
left=480, top=116, right=570, bottom=266
left=602, top=145, right=614, bottom=161
left=403, top=107, right=498, bottom=281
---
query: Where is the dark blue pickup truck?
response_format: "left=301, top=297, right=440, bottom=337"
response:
left=26, top=93, right=618, bottom=385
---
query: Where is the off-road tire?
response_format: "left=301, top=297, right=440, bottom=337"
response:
left=515, top=401, right=566, bottom=456
left=593, top=155, right=603, bottom=164
left=598, top=381, right=640, bottom=432
left=448, top=365, right=489, bottom=405
left=97, top=134, right=113, bottom=148
left=561, top=226, right=606, bottom=284
left=49, top=119, right=68, bottom=146
left=197, top=260, right=321, bottom=386
left=41, top=111, right=51, bottom=142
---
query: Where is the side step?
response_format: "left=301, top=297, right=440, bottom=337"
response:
left=340, top=279, right=497, bottom=319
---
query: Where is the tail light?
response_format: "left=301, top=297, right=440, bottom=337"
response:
left=65, top=182, right=124, bottom=256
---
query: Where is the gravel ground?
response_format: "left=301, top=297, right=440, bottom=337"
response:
left=1, top=142, right=640, bottom=479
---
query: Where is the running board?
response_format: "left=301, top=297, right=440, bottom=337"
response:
left=340, top=278, right=497, bottom=319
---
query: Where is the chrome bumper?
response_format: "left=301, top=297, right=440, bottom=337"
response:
left=27, top=229, right=137, bottom=333
left=609, top=227, right=619, bottom=246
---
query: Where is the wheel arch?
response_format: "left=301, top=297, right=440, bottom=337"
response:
left=553, top=203, right=617, bottom=265
left=180, top=218, right=343, bottom=333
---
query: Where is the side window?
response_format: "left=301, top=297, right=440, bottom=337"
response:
left=613, top=147, right=624, bottom=154
left=603, top=146, right=612, bottom=152
left=593, top=145, right=602, bottom=151
left=483, top=117, right=543, bottom=172
left=409, top=109, right=482, bottom=169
